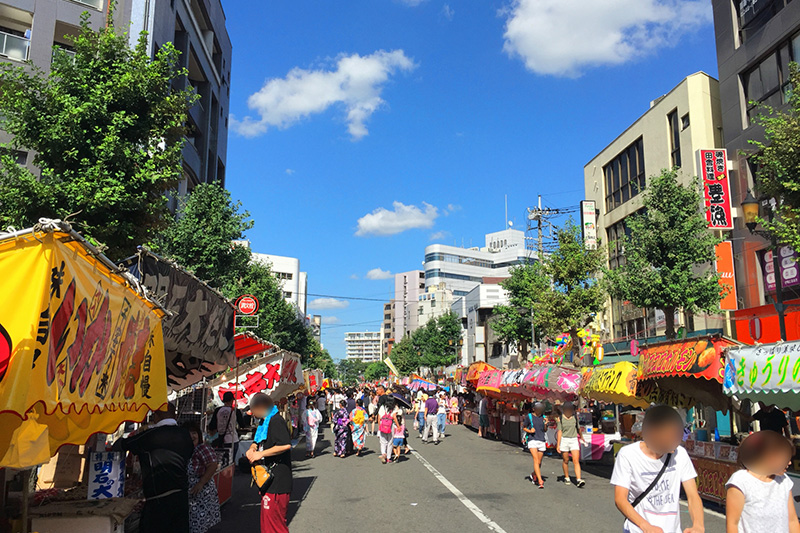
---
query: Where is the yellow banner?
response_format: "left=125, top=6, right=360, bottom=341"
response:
left=384, top=357, right=399, bottom=377
left=581, top=361, right=650, bottom=409
left=0, top=231, right=167, bottom=467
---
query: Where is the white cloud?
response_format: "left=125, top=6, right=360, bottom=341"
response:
left=285, top=168, right=295, bottom=175
left=356, top=201, right=439, bottom=237
left=429, top=231, right=449, bottom=241
left=350, top=274, right=359, bottom=280
left=308, top=297, right=350, bottom=310
left=323, top=316, right=341, bottom=324
left=232, top=50, right=416, bottom=140
left=366, top=268, right=393, bottom=280
left=442, top=4, right=455, bottom=20
left=502, top=0, right=712, bottom=77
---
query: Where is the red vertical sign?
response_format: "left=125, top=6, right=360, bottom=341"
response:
left=700, top=149, right=734, bottom=230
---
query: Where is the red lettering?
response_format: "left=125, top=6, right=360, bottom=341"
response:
left=47, top=280, right=76, bottom=385
left=69, top=291, right=112, bottom=395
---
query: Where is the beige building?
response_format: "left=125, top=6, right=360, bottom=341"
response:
left=584, top=72, right=726, bottom=342
left=381, top=302, right=393, bottom=359
left=417, top=282, right=454, bottom=326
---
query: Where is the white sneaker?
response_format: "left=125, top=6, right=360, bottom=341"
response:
left=563, top=478, right=573, bottom=486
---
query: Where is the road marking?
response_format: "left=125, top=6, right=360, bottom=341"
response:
left=411, top=449, right=508, bottom=533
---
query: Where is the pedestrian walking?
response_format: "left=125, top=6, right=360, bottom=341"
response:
left=414, top=392, right=426, bottom=438
left=346, top=391, right=356, bottom=413
left=437, top=391, right=448, bottom=437
left=316, top=393, right=328, bottom=425
left=449, top=395, right=459, bottom=425
left=246, top=393, right=293, bottom=533
left=556, top=402, right=585, bottom=487
left=378, top=396, right=396, bottom=464
left=183, top=422, right=221, bottom=533
left=478, top=393, right=490, bottom=438
left=422, top=392, right=440, bottom=444
left=304, top=402, right=322, bottom=458
left=726, top=430, right=799, bottom=533
left=522, top=403, right=546, bottom=489
left=112, top=403, right=194, bottom=533
left=333, top=400, right=350, bottom=458
left=350, top=399, right=368, bottom=456
left=213, top=391, right=240, bottom=461
left=391, top=403, right=406, bottom=462
left=611, top=405, right=704, bottom=533
left=368, top=394, right=378, bottom=436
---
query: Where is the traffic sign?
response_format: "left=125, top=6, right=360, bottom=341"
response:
left=235, top=295, right=259, bottom=315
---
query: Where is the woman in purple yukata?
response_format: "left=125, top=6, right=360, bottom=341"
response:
left=333, top=400, right=350, bottom=457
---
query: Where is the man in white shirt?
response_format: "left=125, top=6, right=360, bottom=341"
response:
left=611, top=405, right=704, bottom=533
left=477, top=394, right=490, bottom=438
left=216, top=392, right=240, bottom=460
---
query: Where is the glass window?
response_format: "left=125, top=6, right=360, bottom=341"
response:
left=668, top=109, right=681, bottom=168
left=604, top=136, right=645, bottom=211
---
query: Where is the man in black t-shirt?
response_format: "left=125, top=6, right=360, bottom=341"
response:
left=113, top=403, right=194, bottom=533
left=246, top=393, right=292, bottom=533
left=753, top=402, right=792, bottom=438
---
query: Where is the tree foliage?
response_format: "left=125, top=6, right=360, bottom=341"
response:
left=417, top=312, right=462, bottom=368
left=492, top=262, right=549, bottom=362
left=0, top=12, right=195, bottom=259
left=529, top=220, right=607, bottom=364
left=389, top=337, right=421, bottom=376
left=605, top=169, right=723, bottom=339
left=305, top=343, right=337, bottom=380
left=750, top=62, right=800, bottom=251
left=338, top=359, right=369, bottom=386
left=365, top=361, right=389, bottom=381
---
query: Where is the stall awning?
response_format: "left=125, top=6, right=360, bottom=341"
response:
left=637, top=336, right=738, bottom=411
left=234, top=332, right=277, bottom=360
left=409, top=376, right=438, bottom=392
left=124, top=249, right=236, bottom=390
left=466, top=362, right=496, bottom=383
left=724, top=340, right=800, bottom=410
left=582, top=362, right=649, bottom=409
left=521, top=364, right=583, bottom=401
left=476, top=369, right=504, bottom=394
left=0, top=222, right=167, bottom=468
left=209, top=350, right=304, bottom=409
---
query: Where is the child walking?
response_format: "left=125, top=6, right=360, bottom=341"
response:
left=391, top=404, right=406, bottom=463
left=726, top=430, right=800, bottom=533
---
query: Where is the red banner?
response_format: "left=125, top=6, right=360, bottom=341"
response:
left=700, top=149, right=733, bottom=230
left=692, top=457, right=738, bottom=504
left=637, top=337, right=733, bottom=383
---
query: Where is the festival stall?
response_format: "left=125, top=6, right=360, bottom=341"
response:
left=408, top=375, right=438, bottom=392
left=521, top=364, right=583, bottom=402
left=723, top=340, right=800, bottom=509
left=0, top=221, right=168, bottom=532
left=582, top=362, right=648, bottom=409
left=461, top=362, right=497, bottom=429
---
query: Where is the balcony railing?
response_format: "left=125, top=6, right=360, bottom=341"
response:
left=0, top=30, right=29, bottom=62
left=71, top=0, right=104, bottom=10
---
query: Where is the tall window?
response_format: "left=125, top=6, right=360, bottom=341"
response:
left=743, top=33, right=799, bottom=121
left=737, top=0, right=794, bottom=43
left=668, top=110, right=681, bottom=168
left=604, top=137, right=645, bottom=212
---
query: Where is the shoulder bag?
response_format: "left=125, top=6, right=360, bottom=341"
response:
left=211, top=408, right=232, bottom=448
left=250, top=419, right=277, bottom=493
left=631, top=453, right=672, bottom=509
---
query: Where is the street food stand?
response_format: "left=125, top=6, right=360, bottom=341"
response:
left=0, top=221, right=169, bottom=532
left=723, top=340, right=800, bottom=510
left=462, top=362, right=496, bottom=429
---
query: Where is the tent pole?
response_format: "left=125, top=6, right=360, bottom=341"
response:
left=615, top=404, right=620, bottom=435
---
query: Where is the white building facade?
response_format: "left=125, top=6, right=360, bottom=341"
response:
left=418, top=283, right=454, bottom=326
left=424, top=229, right=536, bottom=297
left=451, top=283, right=511, bottom=367
left=393, top=270, right=426, bottom=341
left=251, top=253, right=308, bottom=316
left=344, top=331, right=382, bottom=362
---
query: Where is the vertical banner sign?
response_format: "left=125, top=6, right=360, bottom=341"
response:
left=580, top=200, right=598, bottom=250
left=761, top=246, right=800, bottom=293
left=715, top=241, right=738, bottom=311
left=700, top=149, right=734, bottom=230
left=87, top=452, right=125, bottom=500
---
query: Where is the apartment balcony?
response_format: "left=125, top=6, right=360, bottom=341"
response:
left=0, top=30, right=29, bottom=62
left=71, top=0, right=104, bottom=10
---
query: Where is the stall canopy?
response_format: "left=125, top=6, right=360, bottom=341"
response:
left=409, top=376, right=437, bottom=392
left=724, top=340, right=800, bottom=410
left=582, top=362, right=649, bottom=409
left=637, top=336, right=738, bottom=411
left=466, top=362, right=496, bottom=384
left=210, top=350, right=304, bottom=409
left=234, top=331, right=276, bottom=360
left=521, top=364, right=583, bottom=401
left=0, top=221, right=168, bottom=468
left=124, top=249, right=236, bottom=390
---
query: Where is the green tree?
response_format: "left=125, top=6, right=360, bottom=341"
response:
left=338, top=359, right=369, bottom=386
left=750, top=63, right=800, bottom=251
left=305, top=342, right=337, bottom=379
left=606, top=169, right=723, bottom=340
left=365, top=361, right=389, bottom=381
left=418, top=312, right=462, bottom=368
left=0, top=12, right=195, bottom=259
left=534, top=219, right=607, bottom=365
left=152, top=182, right=253, bottom=292
left=492, top=262, right=549, bottom=363
left=389, top=337, right=421, bottom=376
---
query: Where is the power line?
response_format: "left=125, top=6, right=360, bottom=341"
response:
left=307, top=292, right=396, bottom=303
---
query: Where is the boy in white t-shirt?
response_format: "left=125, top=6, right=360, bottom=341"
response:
left=611, top=405, right=704, bottom=533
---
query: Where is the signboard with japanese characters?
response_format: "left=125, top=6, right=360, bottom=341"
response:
left=87, top=452, right=125, bottom=500
left=760, top=246, right=800, bottom=293
left=724, top=340, right=800, bottom=409
left=213, top=351, right=304, bottom=408
left=699, top=149, right=734, bottom=230
left=580, top=200, right=597, bottom=250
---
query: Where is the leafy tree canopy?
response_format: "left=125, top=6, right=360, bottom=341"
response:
left=492, top=262, right=549, bottom=362
left=389, top=337, right=421, bottom=376
left=364, top=361, right=389, bottom=381
left=338, top=359, right=369, bottom=386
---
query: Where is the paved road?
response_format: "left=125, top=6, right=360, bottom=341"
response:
left=212, top=420, right=727, bottom=532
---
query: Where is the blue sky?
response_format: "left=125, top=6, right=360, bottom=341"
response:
left=223, top=0, right=719, bottom=360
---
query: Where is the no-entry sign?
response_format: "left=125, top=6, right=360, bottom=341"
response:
left=235, top=295, right=259, bottom=315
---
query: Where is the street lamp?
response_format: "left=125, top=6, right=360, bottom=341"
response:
left=740, top=191, right=788, bottom=341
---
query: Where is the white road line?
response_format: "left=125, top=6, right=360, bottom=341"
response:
left=411, top=449, right=509, bottom=533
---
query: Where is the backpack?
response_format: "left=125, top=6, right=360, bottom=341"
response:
left=208, top=406, right=222, bottom=433
left=379, top=412, right=394, bottom=433
left=353, top=408, right=366, bottom=426
left=522, top=413, right=533, bottom=445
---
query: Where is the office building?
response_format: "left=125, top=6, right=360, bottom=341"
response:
left=418, top=282, right=454, bottom=326
left=584, top=72, right=726, bottom=342
left=0, top=0, right=231, bottom=194
left=711, top=0, right=800, bottom=342
left=252, top=252, right=308, bottom=316
left=424, top=229, right=536, bottom=297
left=381, top=302, right=394, bottom=358
left=344, top=331, right=382, bottom=362
left=450, top=282, right=510, bottom=367
left=393, top=270, right=426, bottom=340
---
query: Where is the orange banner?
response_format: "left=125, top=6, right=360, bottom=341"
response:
left=715, top=241, right=737, bottom=311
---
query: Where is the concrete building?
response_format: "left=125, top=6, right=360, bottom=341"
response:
left=584, top=72, right=726, bottom=342
left=0, top=0, right=230, bottom=194
left=252, top=253, right=308, bottom=316
left=711, top=0, right=800, bottom=342
left=344, top=331, right=382, bottom=363
left=451, top=282, right=511, bottom=367
left=417, top=282, right=454, bottom=326
left=393, top=270, right=426, bottom=340
left=424, top=229, right=536, bottom=297
left=381, top=302, right=394, bottom=358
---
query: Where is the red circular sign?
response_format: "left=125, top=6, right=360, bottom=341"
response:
left=236, top=295, right=259, bottom=315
